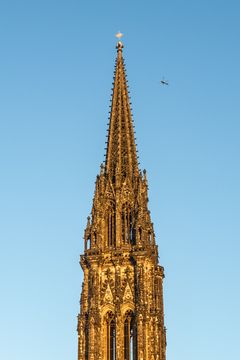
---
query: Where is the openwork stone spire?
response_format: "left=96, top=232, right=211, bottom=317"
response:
left=105, top=42, right=139, bottom=183
left=78, top=41, right=166, bottom=360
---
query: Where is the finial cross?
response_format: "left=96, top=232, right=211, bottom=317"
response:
left=115, top=31, right=123, bottom=40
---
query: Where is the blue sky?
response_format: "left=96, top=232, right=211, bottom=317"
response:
left=0, top=0, right=239, bottom=359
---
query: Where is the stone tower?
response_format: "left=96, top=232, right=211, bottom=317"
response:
left=77, top=41, right=166, bottom=360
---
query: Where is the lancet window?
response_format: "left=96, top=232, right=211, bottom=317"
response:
left=105, top=312, right=116, bottom=360
left=122, top=203, right=134, bottom=244
left=148, top=231, right=153, bottom=245
left=106, top=203, right=116, bottom=247
left=124, top=310, right=137, bottom=360
left=85, top=235, right=91, bottom=250
left=138, top=227, right=142, bottom=243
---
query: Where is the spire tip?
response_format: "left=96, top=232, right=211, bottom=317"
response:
left=115, top=31, right=124, bottom=51
left=116, top=41, right=124, bottom=51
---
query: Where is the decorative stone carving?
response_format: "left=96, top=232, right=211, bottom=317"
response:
left=77, top=41, right=166, bottom=360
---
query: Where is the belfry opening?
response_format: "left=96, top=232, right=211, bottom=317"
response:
left=77, top=41, right=167, bottom=360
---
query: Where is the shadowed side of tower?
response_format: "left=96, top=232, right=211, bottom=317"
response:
left=77, top=42, right=166, bottom=360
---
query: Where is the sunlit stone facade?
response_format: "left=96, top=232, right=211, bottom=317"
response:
left=77, top=42, right=166, bottom=360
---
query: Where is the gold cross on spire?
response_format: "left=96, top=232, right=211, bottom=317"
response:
left=115, top=31, right=123, bottom=40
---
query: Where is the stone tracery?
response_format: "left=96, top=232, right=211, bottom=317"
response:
left=78, top=41, right=166, bottom=360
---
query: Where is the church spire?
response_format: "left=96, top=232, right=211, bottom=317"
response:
left=78, top=40, right=167, bottom=360
left=105, top=41, right=139, bottom=183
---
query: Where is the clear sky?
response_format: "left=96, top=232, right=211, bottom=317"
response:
left=0, top=0, right=239, bottom=359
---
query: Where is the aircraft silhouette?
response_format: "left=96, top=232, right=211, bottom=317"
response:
left=160, top=78, right=169, bottom=85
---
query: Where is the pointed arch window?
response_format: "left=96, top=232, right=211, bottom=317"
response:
left=148, top=231, right=153, bottom=245
left=138, top=227, right=142, bottom=243
left=106, top=312, right=116, bottom=360
left=85, top=235, right=91, bottom=250
left=93, top=231, right=97, bottom=246
left=122, top=204, right=134, bottom=244
left=124, top=311, right=137, bottom=360
left=107, top=203, right=116, bottom=247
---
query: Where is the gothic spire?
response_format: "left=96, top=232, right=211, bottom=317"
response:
left=78, top=41, right=166, bottom=360
left=105, top=41, right=139, bottom=182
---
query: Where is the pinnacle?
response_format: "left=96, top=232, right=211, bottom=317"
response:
left=116, top=41, right=124, bottom=52
left=105, top=44, right=139, bottom=183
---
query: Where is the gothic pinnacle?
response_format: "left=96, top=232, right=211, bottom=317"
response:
left=116, top=41, right=124, bottom=52
left=105, top=37, right=139, bottom=183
